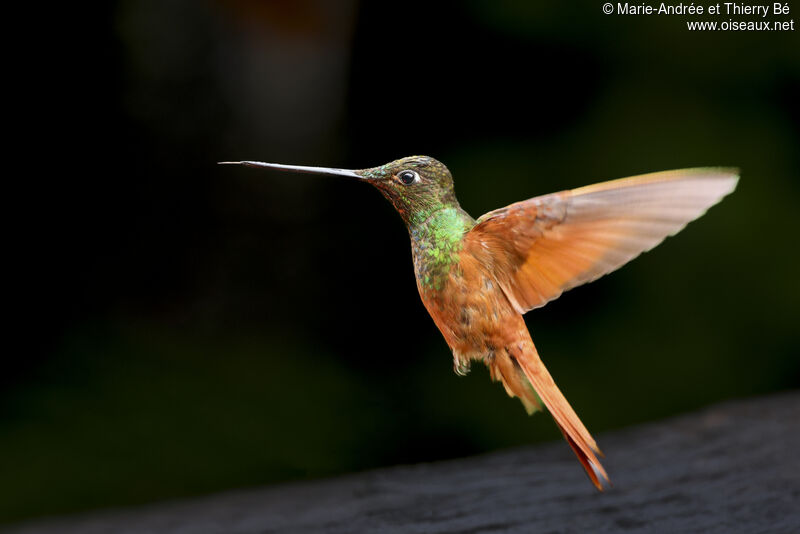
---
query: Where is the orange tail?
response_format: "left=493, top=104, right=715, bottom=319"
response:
left=492, top=339, right=610, bottom=490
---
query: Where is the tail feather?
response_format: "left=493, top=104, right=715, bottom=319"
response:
left=558, top=424, right=608, bottom=491
left=489, top=350, right=543, bottom=415
left=491, top=339, right=610, bottom=490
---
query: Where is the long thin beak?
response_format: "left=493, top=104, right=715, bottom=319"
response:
left=218, top=161, right=363, bottom=179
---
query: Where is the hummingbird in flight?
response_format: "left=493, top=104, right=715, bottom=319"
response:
left=220, top=156, right=738, bottom=490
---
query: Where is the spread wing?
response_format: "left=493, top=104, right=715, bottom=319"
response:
left=464, top=168, right=738, bottom=314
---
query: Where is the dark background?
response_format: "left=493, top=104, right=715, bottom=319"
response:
left=5, top=0, right=799, bottom=525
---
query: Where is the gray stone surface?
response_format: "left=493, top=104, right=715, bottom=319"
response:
left=5, top=392, right=800, bottom=534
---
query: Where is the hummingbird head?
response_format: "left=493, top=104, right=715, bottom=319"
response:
left=356, top=155, right=458, bottom=225
left=219, top=155, right=459, bottom=227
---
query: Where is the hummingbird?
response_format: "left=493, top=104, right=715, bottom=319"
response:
left=219, top=156, right=738, bottom=490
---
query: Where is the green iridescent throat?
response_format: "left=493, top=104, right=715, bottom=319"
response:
left=410, top=206, right=475, bottom=291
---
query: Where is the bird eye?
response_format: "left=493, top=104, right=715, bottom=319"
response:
left=397, top=170, right=419, bottom=185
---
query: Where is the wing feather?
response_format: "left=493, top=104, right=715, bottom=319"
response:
left=466, top=168, right=738, bottom=313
